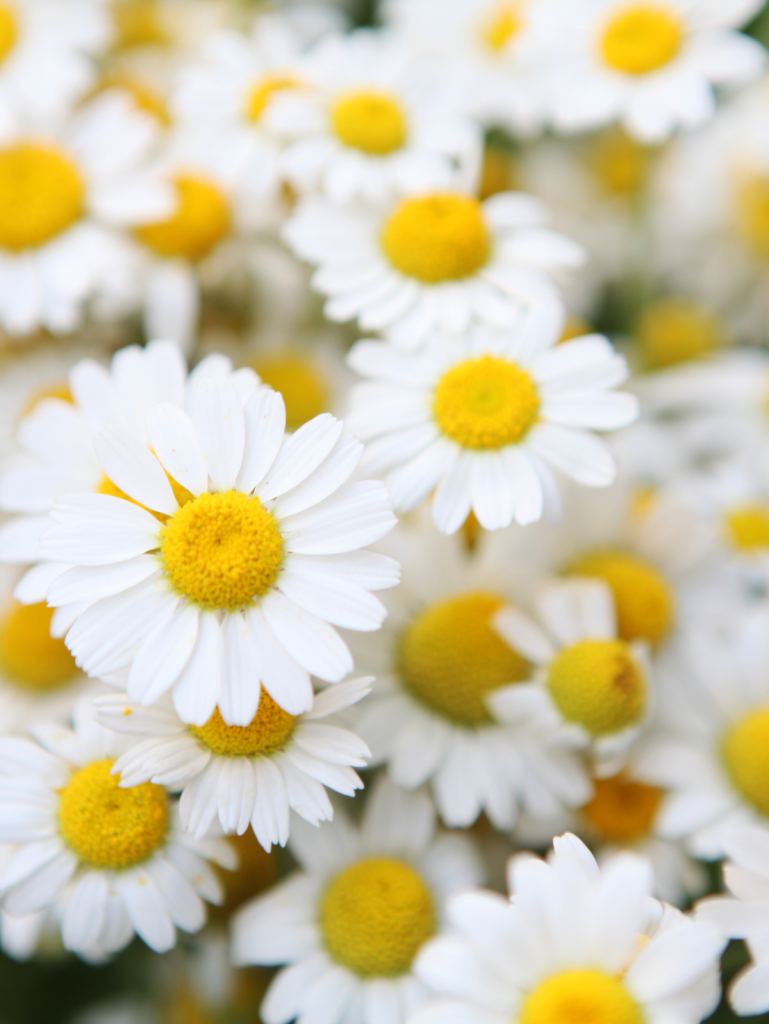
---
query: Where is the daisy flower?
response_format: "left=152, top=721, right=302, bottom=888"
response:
left=93, top=676, right=373, bottom=852
left=40, top=376, right=398, bottom=724
left=0, top=89, right=174, bottom=336
left=492, top=578, right=653, bottom=773
left=351, top=524, right=591, bottom=829
left=543, top=0, right=766, bottom=143
left=412, top=832, right=725, bottom=1024
left=0, top=701, right=235, bottom=959
left=266, top=28, right=479, bottom=205
left=283, top=188, right=586, bottom=351
left=231, top=778, right=483, bottom=1024
left=346, top=310, right=638, bottom=534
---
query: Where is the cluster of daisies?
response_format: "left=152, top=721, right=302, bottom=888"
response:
left=2, top=1, right=769, bottom=1023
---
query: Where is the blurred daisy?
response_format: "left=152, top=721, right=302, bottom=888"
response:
left=232, top=779, right=483, bottom=1024
left=40, top=378, right=398, bottom=723
left=347, top=310, right=637, bottom=534
left=413, top=832, right=725, bottom=1024
left=94, top=676, right=372, bottom=851
left=284, top=189, right=585, bottom=350
left=544, top=0, right=765, bottom=142
left=0, top=702, right=235, bottom=959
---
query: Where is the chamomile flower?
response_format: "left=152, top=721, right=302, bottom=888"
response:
left=544, top=0, right=766, bottom=143
left=412, top=833, right=725, bottom=1024
left=284, top=189, right=585, bottom=351
left=346, top=310, right=637, bottom=534
left=492, top=578, right=652, bottom=773
left=40, top=377, right=398, bottom=724
left=93, top=676, right=373, bottom=852
left=231, top=779, right=483, bottom=1024
left=0, top=702, right=235, bottom=959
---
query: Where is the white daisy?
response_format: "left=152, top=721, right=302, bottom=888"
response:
left=39, top=377, right=398, bottom=724
left=284, top=188, right=586, bottom=351
left=543, top=0, right=766, bottom=143
left=93, top=676, right=373, bottom=852
left=412, top=832, right=725, bottom=1024
left=346, top=310, right=638, bottom=534
left=231, top=778, right=483, bottom=1024
left=492, top=578, right=653, bottom=773
left=0, top=701, right=235, bottom=959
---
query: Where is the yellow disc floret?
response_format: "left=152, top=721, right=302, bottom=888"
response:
left=547, top=639, right=646, bottom=736
left=722, top=708, right=769, bottom=816
left=520, top=970, right=643, bottom=1024
left=482, top=4, right=524, bottom=52
left=331, top=90, right=408, bottom=156
left=582, top=772, right=663, bottom=843
left=400, top=591, right=530, bottom=724
left=112, top=0, right=169, bottom=49
left=136, top=175, right=230, bottom=261
left=586, top=130, right=649, bottom=198
left=736, top=175, right=769, bottom=261
left=320, top=857, right=436, bottom=977
left=636, top=298, right=725, bottom=369
left=0, top=144, right=84, bottom=252
left=600, top=5, right=683, bottom=76
left=161, top=491, right=283, bottom=611
left=0, top=601, right=78, bottom=691
left=191, top=693, right=296, bottom=757
left=433, top=355, right=540, bottom=450
left=726, top=506, right=769, bottom=552
left=382, top=193, right=491, bottom=283
left=569, top=550, right=675, bottom=644
left=0, top=4, right=17, bottom=65
left=246, top=74, right=298, bottom=123
left=58, top=759, right=168, bottom=869
left=252, top=354, right=329, bottom=430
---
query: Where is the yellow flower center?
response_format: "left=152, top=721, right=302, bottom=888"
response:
left=725, top=506, right=769, bottom=552
left=190, top=694, right=296, bottom=757
left=330, top=90, right=408, bottom=156
left=547, top=639, right=646, bottom=737
left=722, top=708, right=769, bottom=816
left=381, top=193, right=491, bottom=284
left=0, top=143, right=84, bottom=253
left=246, top=74, right=298, bottom=123
left=582, top=772, right=663, bottom=843
left=0, top=601, right=78, bottom=691
left=135, top=175, right=230, bottom=262
left=586, top=130, right=649, bottom=197
left=635, top=298, right=725, bottom=369
left=433, top=355, right=540, bottom=450
left=112, top=0, right=169, bottom=49
left=160, top=491, right=284, bottom=611
left=482, top=4, right=525, bottom=51
left=320, top=857, right=436, bottom=977
left=252, top=354, right=329, bottom=430
left=736, top=175, right=769, bottom=261
left=58, top=759, right=168, bottom=869
left=600, top=5, right=683, bottom=75
left=520, top=970, right=643, bottom=1024
left=400, top=591, right=530, bottom=725
left=0, top=3, right=17, bottom=65
left=569, top=550, right=675, bottom=645
left=479, top=143, right=519, bottom=201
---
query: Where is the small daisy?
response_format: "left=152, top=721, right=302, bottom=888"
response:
left=346, top=310, right=638, bottom=533
left=93, top=676, right=373, bottom=852
left=284, top=188, right=586, bottom=351
left=412, top=832, right=725, bottom=1024
left=0, top=701, right=235, bottom=959
left=40, top=377, right=398, bottom=723
left=544, top=0, right=766, bottom=143
left=231, top=778, right=483, bottom=1024
left=266, top=28, right=479, bottom=204
left=492, top=578, right=653, bottom=773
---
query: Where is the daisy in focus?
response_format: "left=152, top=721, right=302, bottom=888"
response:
left=41, top=377, right=398, bottom=724
left=347, top=308, right=637, bottom=533
left=412, top=832, right=725, bottom=1024
left=0, top=701, right=235, bottom=959
left=93, top=676, right=372, bottom=852
left=231, top=779, right=483, bottom=1024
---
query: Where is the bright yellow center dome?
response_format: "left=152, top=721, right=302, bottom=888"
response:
left=320, top=857, right=436, bottom=977
left=400, top=591, right=530, bottom=724
left=725, top=506, right=769, bottom=552
left=547, top=639, right=646, bottom=736
left=0, top=601, right=78, bottom=691
left=136, top=175, right=230, bottom=262
left=0, top=4, right=17, bottom=65
left=722, top=708, right=769, bottom=816
left=482, top=4, right=525, bottom=52
left=191, top=694, right=296, bottom=757
left=582, top=772, right=663, bottom=843
left=433, top=355, right=540, bottom=450
left=382, top=193, right=491, bottom=283
left=600, top=5, right=683, bottom=75
left=0, top=143, right=84, bottom=252
left=331, top=90, right=408, bottom=156
left=112, top=0, right=169, bottom=49
left=587, top=130, right=648, bottom=198
left=521, top=970, right=643, bottom=1024
left=736, top=175, right=769, bottom=260
left=252, top=354, right=329, bottom=430
left=58, top=759, right=168, bottom=869
left=636, top=298, right=725, bottom=369
left=246, top=74, right=299, bottom=123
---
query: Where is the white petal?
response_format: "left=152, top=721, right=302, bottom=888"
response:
left=117, top=868, right=176, bottom=952
left=236, top=388, right=287, bottom=494
left=47, top=557, right=160, bottom=607
left=261, top=591, right=353, bottom=683
left=94, top=428, right=178, bottom=515
left=128, top=603, right=200, bottom=705
left=192, top=375, right=246, bottom=493
left=172, top=611, right=222, bottom=726
left=244, top=605, right=313, bottom=715
left=219, top=611, right=262, bottom=726
left=146, top=404, right=207, bottom=496
left=258, top=414, right=343, bottom=501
